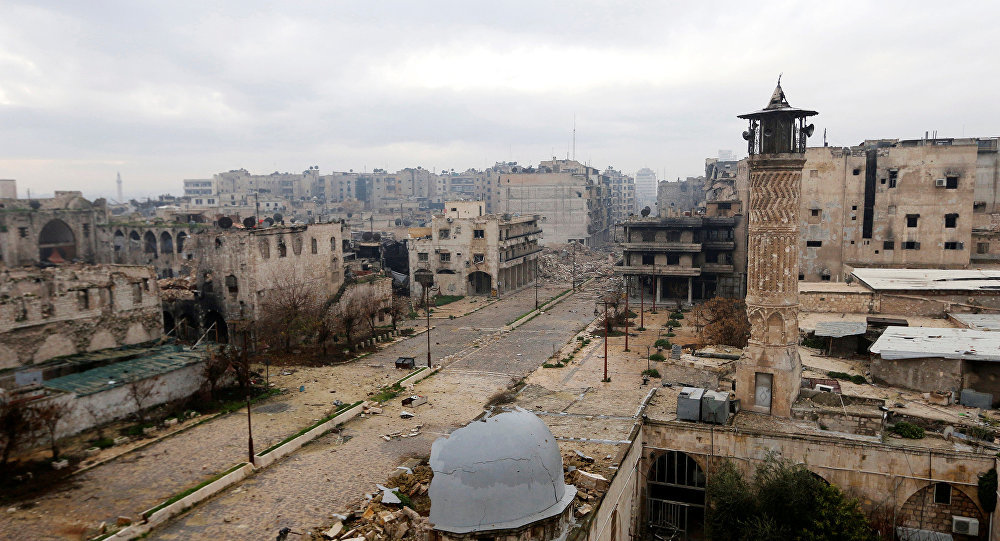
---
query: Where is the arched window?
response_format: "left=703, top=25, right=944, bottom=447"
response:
left=259, top=238, right=270, bottom=259
left=159, top=231, right=174, bottom=254
left=38, top=219, right=77, bottom=263
left=277, top=240, right=287, bottom=257
left=129, top=231, right=141, bottom=251
left=311, top=238, right=318, bottom=254
left=143, top=231, right=157, bottom=255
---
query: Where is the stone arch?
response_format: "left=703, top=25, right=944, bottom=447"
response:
left=311, top=238, right=318, bottom=254
left=292, top=235, right=303, bottom=255
left=159, top=231, right=174, bottom=254
left=203, top=310, right=229, bottom=343
left=113, top=230, right=125, bottom=252
left=129, top=230, right=141, bottom=251
left=765, top=311, right=784, bottom=343
left=38, top=219, right=77, bottom=263
left=898, top=482, right=986, bottom=539
left=277, top=238, right=287, bottom=257
left=176, top=231, right=188, bottom=253
left=143, top=231, right=157, bottom=255
left=436, top=269, right=456, bottom=274
left=467, top=271, right=492, bottom=295
left=646, top=450, right=706, bottom=538
left=259, top=238, right=270, bottom=259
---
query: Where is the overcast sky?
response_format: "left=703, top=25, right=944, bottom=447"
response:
left=1, top=1, right=997, bottom=200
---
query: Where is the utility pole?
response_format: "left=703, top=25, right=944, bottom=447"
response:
left=534, top=257, right=539, bottom=310
left=243, top=337, right=255, bottom=465
left=640, top=276, right=645, bottom=329
left=624, top=279, right=630, bottom=352
left=425, top=285, right=432, bottom=368
left=572, top=241, right=577, bottom=291
left=603, top=300, right=609, bottom=382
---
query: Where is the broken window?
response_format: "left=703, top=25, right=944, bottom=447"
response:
left=978, top=242, right=990, bottom=254
left=887, top=205, right=896, bottom=216
left=439, top=229, right=450, bottom=239
left=473, top=253, right=485, bottom=263
left=132, top=283, right=142, bottom=303
left=642, top=253, right=655, bottom=265
left=418, top=252, right=428, bottom=262
left=18, top=227, right=28, bottom=238
left=277, top=240, right=287, bottom=257
left=888, top=169, right=898, bottom=188
left=642, top=231, right=656, bottom=242
left=666, top=254, right=680, bottom=265
left=944, top=241, right=964, bottom=250
left=946, top=175, right=958, bottom=189
left=883, top=241, right=895, bottom=250
left=311, top=238, right=318, bottom=254
left=77, top=289, right=90, bottom=310
left=906, top=214, right=919, bottom=228
left=473, top=229, right=485, bottom=239
left=226, top=275, right=238, bottom=297
left=902, top=241, right=920, bottom=250
left=806, top=240, right=822, bottom=247
left=934, top=483, right=952, bottom=505
left=945, top=213, right=958, bottom=228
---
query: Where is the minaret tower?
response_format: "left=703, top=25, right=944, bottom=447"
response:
left=116, top=172, right=124, bottom=202
left=734, top=80, right=817, bottom=417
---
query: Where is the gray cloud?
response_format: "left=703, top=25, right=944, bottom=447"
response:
left=0, top=1, right=997, bottom=198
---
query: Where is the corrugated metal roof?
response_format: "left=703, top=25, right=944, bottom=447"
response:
left=869, top=327, right=1000, bottom=362
left=950, top=313, right=1000, bottom=331
left=852, top=268, right=1000, bottom=291
left=43, top=349, right=205, bottom=396
left=814, top=321, right=867, bottom=338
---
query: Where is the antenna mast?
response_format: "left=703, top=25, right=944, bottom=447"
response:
left=572, top=115, right=576, bottom=161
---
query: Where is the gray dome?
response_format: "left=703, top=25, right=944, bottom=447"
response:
left=429, top=409, right=577, bottom=534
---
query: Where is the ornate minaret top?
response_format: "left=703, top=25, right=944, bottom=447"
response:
left=739, top=80, right=817, bottom=155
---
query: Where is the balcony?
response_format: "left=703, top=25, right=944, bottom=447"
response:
left=622, top=242, right=701, bottom=252
left=701, top=240, right=736, bottom=250
left=701, top=263, right=735, bottom=274
left=615, top=265, right=701, bottom=277
left=501, top=247, right=544, bottom=265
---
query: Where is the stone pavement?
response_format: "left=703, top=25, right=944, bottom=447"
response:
left=148, top=282, right=603, bottom=540
left=0, top=283, right=576, bottom=541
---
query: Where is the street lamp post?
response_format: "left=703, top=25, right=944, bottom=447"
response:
left=414, top=269, right=435, bottom=368
left=534, top=257, right=539, bottom=310
left=603, top=300, right=609, bottom=382
left=640, top=276, right=645, bottom=330
left=624, top=279, right=630, bottom=352
left=646, top=345, right=652, bottom=372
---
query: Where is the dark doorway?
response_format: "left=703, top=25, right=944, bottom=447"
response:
left=38, top=219, right=77, bottom=263
left=647, top=451, right=706, bottom=539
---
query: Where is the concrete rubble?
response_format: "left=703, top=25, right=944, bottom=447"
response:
left=537, top=243, right=616, bottom=283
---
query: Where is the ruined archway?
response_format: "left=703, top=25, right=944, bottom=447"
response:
left=647, top=450, right=706, bottom=538
left=467, top=271, right=492, bottom=295
left=176, top=232, right=188, bottom=253
left=160, top=231, right=174, bottom=254
left=898, top=482, right=986, bottom=539
left=38, top=219, right=76, bottom=263
left=143, top=231, right=157, bottom=255
left=129, top=231, right=141, bottom=251
left=203, top=310, right=229, bottom=343
left=113, top=230, right=126, bottom=262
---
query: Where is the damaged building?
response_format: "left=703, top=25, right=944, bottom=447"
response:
left=0, top=188, right=107, bottom=266
left=0, top=264, right=163, bottom=369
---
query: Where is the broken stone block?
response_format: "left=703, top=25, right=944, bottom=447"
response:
left=85, top=447, right=101, bottom=457
left=323, top=521, right=343, bottom=539
left=573, top=470, right=610, bottom=491
left=368, top=407, right=383, bottom=415
left=575, top=504, right=593, bottom=517
left=113, top=436, right=129, bottom=446
left=401, top=507, right=421, bottom=522
left=51, top=459, right=69, bottom=470
left=116, top=516, right=132, bottom=527
left=361, top=506, right=376, bottom=521
left=391, top=522, right=409, bottom=540
left=164, top=418, right=178, bottom=427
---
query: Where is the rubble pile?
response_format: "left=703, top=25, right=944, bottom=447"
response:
left=537, top=244, right=616, bottom=283
left=157, top=273, right=197, bottom=301
left=562, top=451, right=610, bottom=519
left=316, top=465, right=433, bottom=541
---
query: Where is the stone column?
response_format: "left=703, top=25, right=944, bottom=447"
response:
left=734, top=155, right=805, bottom=417
left=687, top=277, right=693, bottom=305
left=655, top=277, right=662, bottom=304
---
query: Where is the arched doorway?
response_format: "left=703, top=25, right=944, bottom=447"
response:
left=160, top=231, right=174, bottom=254
left=176, top=232, right=188, bottom=253
left=163, top=311, right=176, bottom=336
left=143, top=231, right=157, bottom=256
left=203, top=311, right=229, bottom=343
left=899, top=482, right=986, bottom=539
left=647, top=451, right=706, bottom=539
left=113, top=230, right=126, bottom=262
left=38, top=219, right=76, bottom=263
left=467, top=271, right=492, bottom=295
left=129, top=231, right=141, bottom=251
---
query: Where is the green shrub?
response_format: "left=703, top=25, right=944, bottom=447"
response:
left=642, top=368, right=661, bottom=378
left=670, top=312, right=684, bottom=319
left=400, top=328, right=415, bottom=336
left=433, top=295, right=464, bottom=307
left=654, top=338, right=671, bottom=349
left=666, top=332, right=676, bottom=338
left=542, top=362, right=565, bottom=368
left=802, top=334, right=827, bottom=349
left=94, top=437, right=114, bottom=449
left=649, top=353, right=665, bottom=361
left=890, top=422, right=925, bottom=439
left=979, top=468, right=998, bottom=513
left=827, top=371, right=867, bottom=385
left=666, top=319, right=679, bottom=328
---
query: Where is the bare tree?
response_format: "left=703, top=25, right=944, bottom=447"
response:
left=0, top=398, right=36, bottom=467
left=258, top=271, right=323, bottom=352
left=202, top=346, right=233, bottom=399
left=127, top=377, right=160, bottom=423
left=217, top=344, right=253, bottom=394
left=29, top=398, right=73, bottom=460
left=695, top=297, right=750, bottom=348
left=333, top=293, right=366, bottom=349
left=387, top=296, right=409, bottom=331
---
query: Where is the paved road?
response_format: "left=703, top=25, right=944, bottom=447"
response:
left=0, top=283, right=584, bottom=541
left=150, top=282, right=602, bottom=540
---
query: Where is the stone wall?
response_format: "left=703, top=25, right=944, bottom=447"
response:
left=898, top=483, right=985, bottom=540
left=870, top=356, right=962, bottom=393
left=0, top=193, right=106, bottom=267
left=791, top=406, right=883, bottom=436
left=799, top=290, right=876, bottom=313
left=0, top=265, right=163, bottom=369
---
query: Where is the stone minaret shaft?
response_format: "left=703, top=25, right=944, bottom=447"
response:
left=734, top=82, right=817, bottom=417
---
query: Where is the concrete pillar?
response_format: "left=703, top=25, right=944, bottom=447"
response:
left=656, top=277, right=662, bottom=304
left=687, top=277, right=693, bottom=305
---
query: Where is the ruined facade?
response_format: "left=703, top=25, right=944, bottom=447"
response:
left=0, top=265, right=163, bottom=369
left=408, top=206, right=541, bottom=297
left=656, top=176, right=704, bottom=217
left=733, top=83, right=815, bottom=417
left=0, top=192, right=107, bottom=267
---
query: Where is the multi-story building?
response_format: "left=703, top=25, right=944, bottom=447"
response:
left=498, top=159, right=610, bottom=247
left=183, top=178, right=217, bottom=199
left=616, top=201, right=746, bottom=303
left=602, top=167, right=637, bottom=227
left=656, top=176, right=705, bottom=217
left=799, top=139, right=982, bottom=280
left=408, top=203, right=541, bottom=297
left=634, top=168, right=657, bottom=211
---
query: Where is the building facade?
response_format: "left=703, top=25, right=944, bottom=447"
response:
left=0, top=191, right=107, bottom=267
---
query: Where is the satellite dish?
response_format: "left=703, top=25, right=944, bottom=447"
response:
left=243, top=217, right=256, bottom=229
left=395, top=218, right=402, bottom=226
left=372, top=233, right=381, bottom=241
left=641, top=206, right=651, bottom=217
left=218, top=217, right=233, bottom=229
left=347, top=212, right=353, bottom=218
left=402, top=219, right=411, bottom=226
left=29, top=200, right=41, bottom=210
left=362, top=231, right=374, bottom=241
left=273, top=213, right=283, bottom=222
left=263, top=217, right=274, bottom=227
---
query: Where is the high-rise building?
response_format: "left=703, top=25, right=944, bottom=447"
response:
left=635, top=168, right=657, bottom=211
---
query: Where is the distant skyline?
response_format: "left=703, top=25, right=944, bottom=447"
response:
left=2, top=1, right=998, bottom=201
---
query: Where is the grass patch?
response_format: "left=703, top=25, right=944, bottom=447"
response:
left=802, top=335, right=827, bottom=349
left=542, top=362, right=565, bottom=368
left=371, top=383, right=404, bottom=403
left=93, top=437, right=115, bottom=449
left=258, top=400, right=363, bottom=456
left=433, top=295, right=464, bottom=307
left=143, top=461, right=248, bottom=519
left=642, top=368, right=661, bottom=378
